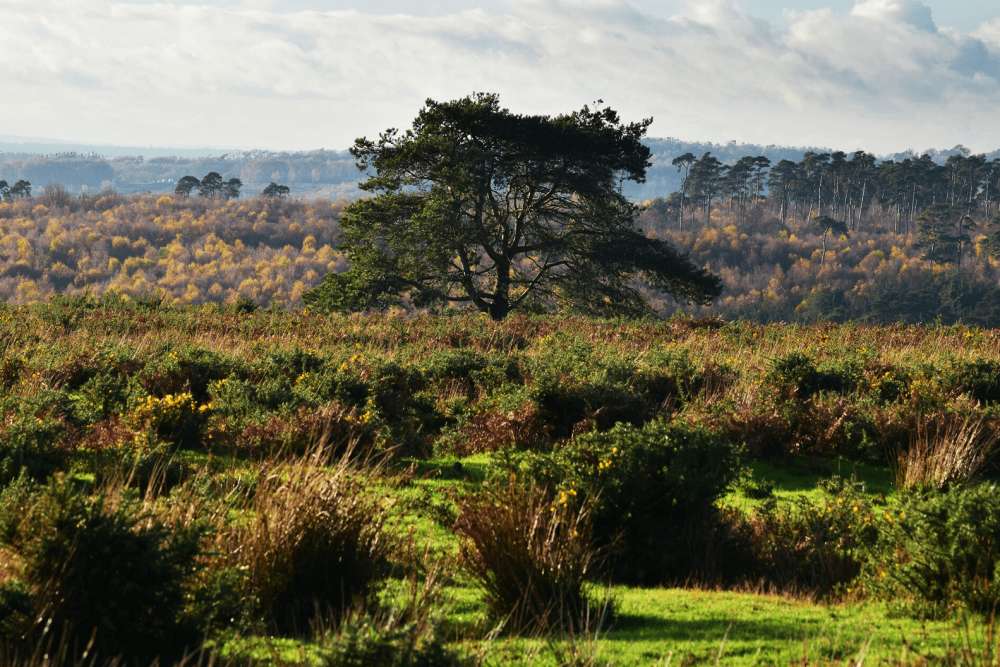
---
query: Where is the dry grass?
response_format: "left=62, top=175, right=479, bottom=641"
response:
left=227, top=448, right=394, bottom=633
left=455, top=482, right=600, bottom=635
left=894, top=415, right=1000, bottom=490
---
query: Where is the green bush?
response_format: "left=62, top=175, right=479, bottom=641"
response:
left=869, top=365, right=912, bottom=404
left=865, top=484, right=1000, bottom=617
left=136, top=345, right=236, bottom=403
left=365, top=362, right=442, bottom=457
left=524, top=350, right=696, bottom=444
left=510, top=419, right=741, bottom=584
left=748, top=476, right=880, bottom=596
left=948, top=359, right=1000, bottom=404
left=767, top=352, right=852, bottom=401
left=419, top=349, right=489, bottom=383
left=0, top=393, right=67, bottom=485
left=4, top=478, right=201, bottom=663
left=68, top=368, right=130, bottom=425
left=184, top=563, right=256, bottom=636
left=320, top=616, right=468, bottom=667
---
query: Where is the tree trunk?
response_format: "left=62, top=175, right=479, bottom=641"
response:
left=489, top=260, right=511, bottom=321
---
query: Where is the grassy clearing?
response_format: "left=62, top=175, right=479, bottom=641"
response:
left=476, top=588, right=988, bottom=666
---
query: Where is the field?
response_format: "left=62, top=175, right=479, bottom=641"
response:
left=1, top=298, right=999, bottom=665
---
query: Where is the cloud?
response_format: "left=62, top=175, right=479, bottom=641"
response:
left=851, top=0, right=937, bottom=33
left=0, top=0, right=998, bottom=152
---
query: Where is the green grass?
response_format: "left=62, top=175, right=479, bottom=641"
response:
left=378, top=455, right=969, bottom=666
left=467, top=588, right=987, bottom=666
left=723, top=457, right=895, bottom=513
left=214, top=447, right=924, bottom=666
left=220, top=584, right=989, bottom=665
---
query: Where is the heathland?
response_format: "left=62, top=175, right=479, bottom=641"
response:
left=3, top=96, right=1000, bottom=665
left=0, top=300, right=999, bottom=665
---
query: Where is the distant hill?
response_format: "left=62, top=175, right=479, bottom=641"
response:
left=2, top=138, right=998, bottom=201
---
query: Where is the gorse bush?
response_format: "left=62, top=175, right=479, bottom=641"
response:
left=454, top=481, right=597, bottom=635
left=509, top=419, right=741, bottom=584
left=230, top=455, right=392, bottom=633
left=128, top=391, right=208, bottom=450
left=747, top=476, right=880, bottom=597
left=948, top=360, right=1000, bottom=405
left=0, top=415, right=63, bottom=485
left=767, top=352, right=851, bottom=402
left=136, top=346, right=236, bottom=404
left=866, top=485, right=1000, bottom=618
left=2, top=477, right=201, bottom=664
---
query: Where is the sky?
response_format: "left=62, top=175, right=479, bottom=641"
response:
left=1, top=0, right=999, bottom=154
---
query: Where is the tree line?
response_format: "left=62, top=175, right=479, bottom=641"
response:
left=664, top=149, right=1000, bottom=266
left=173, top=174, right=291, bottom=200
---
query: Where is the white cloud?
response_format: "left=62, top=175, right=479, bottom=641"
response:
left=0, top=0, right=998, bottom=152
left=851, top=0, right=937, bottom=32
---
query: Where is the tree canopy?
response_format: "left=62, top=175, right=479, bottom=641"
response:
left=304, top=93, right=721, bottom=320
left=174, top=174, right=242, bottom=200
left=262, top=182, right=291, bottom=199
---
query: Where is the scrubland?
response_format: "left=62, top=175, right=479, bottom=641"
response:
left=0, top=299, right=999, bottom=665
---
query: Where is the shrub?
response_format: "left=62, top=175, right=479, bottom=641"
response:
left=948, top=360, right=1000, bottom=404
left=230, top=456, right=392, bottom=633
left=766, top=352, right=851, bottom=402
left=793, top=394, right=881, bottom=461
left=184, top=564, right=256, bottom=636
left=747, top=476, right=880, bottom=596
left=866, top=484, right=1000, bottom=618
left=510, top=419, right=741, bottom=585
left=869, top=365, right=911, bottom=404
left=529, top=376, right=641, bottom=441
left=454, top=481, right=597, bottom=634
left=320, top=615, right=468, bottom=667
left=438, top=387, right=548, bottom=455
left=248, top=347, right=327, bottom=408
left=4, top=478, right=201, bottom=663
left=363, top=362, right=442, bottom=457
left=128, top=391, right=208, bottom=450
left=641, top=347, right=705, bottom=401
left=0, top=395, right=67, bottom=485
left=420, top=349, right=489, bottom=383
left=67, top=369, right=130, bottom=426
left=136, top=345, right=235, bottom=403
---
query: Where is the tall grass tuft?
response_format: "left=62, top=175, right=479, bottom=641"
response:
left=3, top=477, right=201, bottom=665
left=454, top=481, right=599, bottom=635
left=894, top=415, right=1000, bottom=490
left=230, top=449, right=393, bottom=633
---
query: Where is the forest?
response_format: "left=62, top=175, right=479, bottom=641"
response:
left=0, top=153, right=998, bottom=325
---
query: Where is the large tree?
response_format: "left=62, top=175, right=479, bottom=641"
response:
left=9, top=180, right=31, bottom=200
left=198, top=172, right=225, bottom=198
left=305, top=94, right=721, bottom=320
left=174, top=175, right=200, bottom=197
